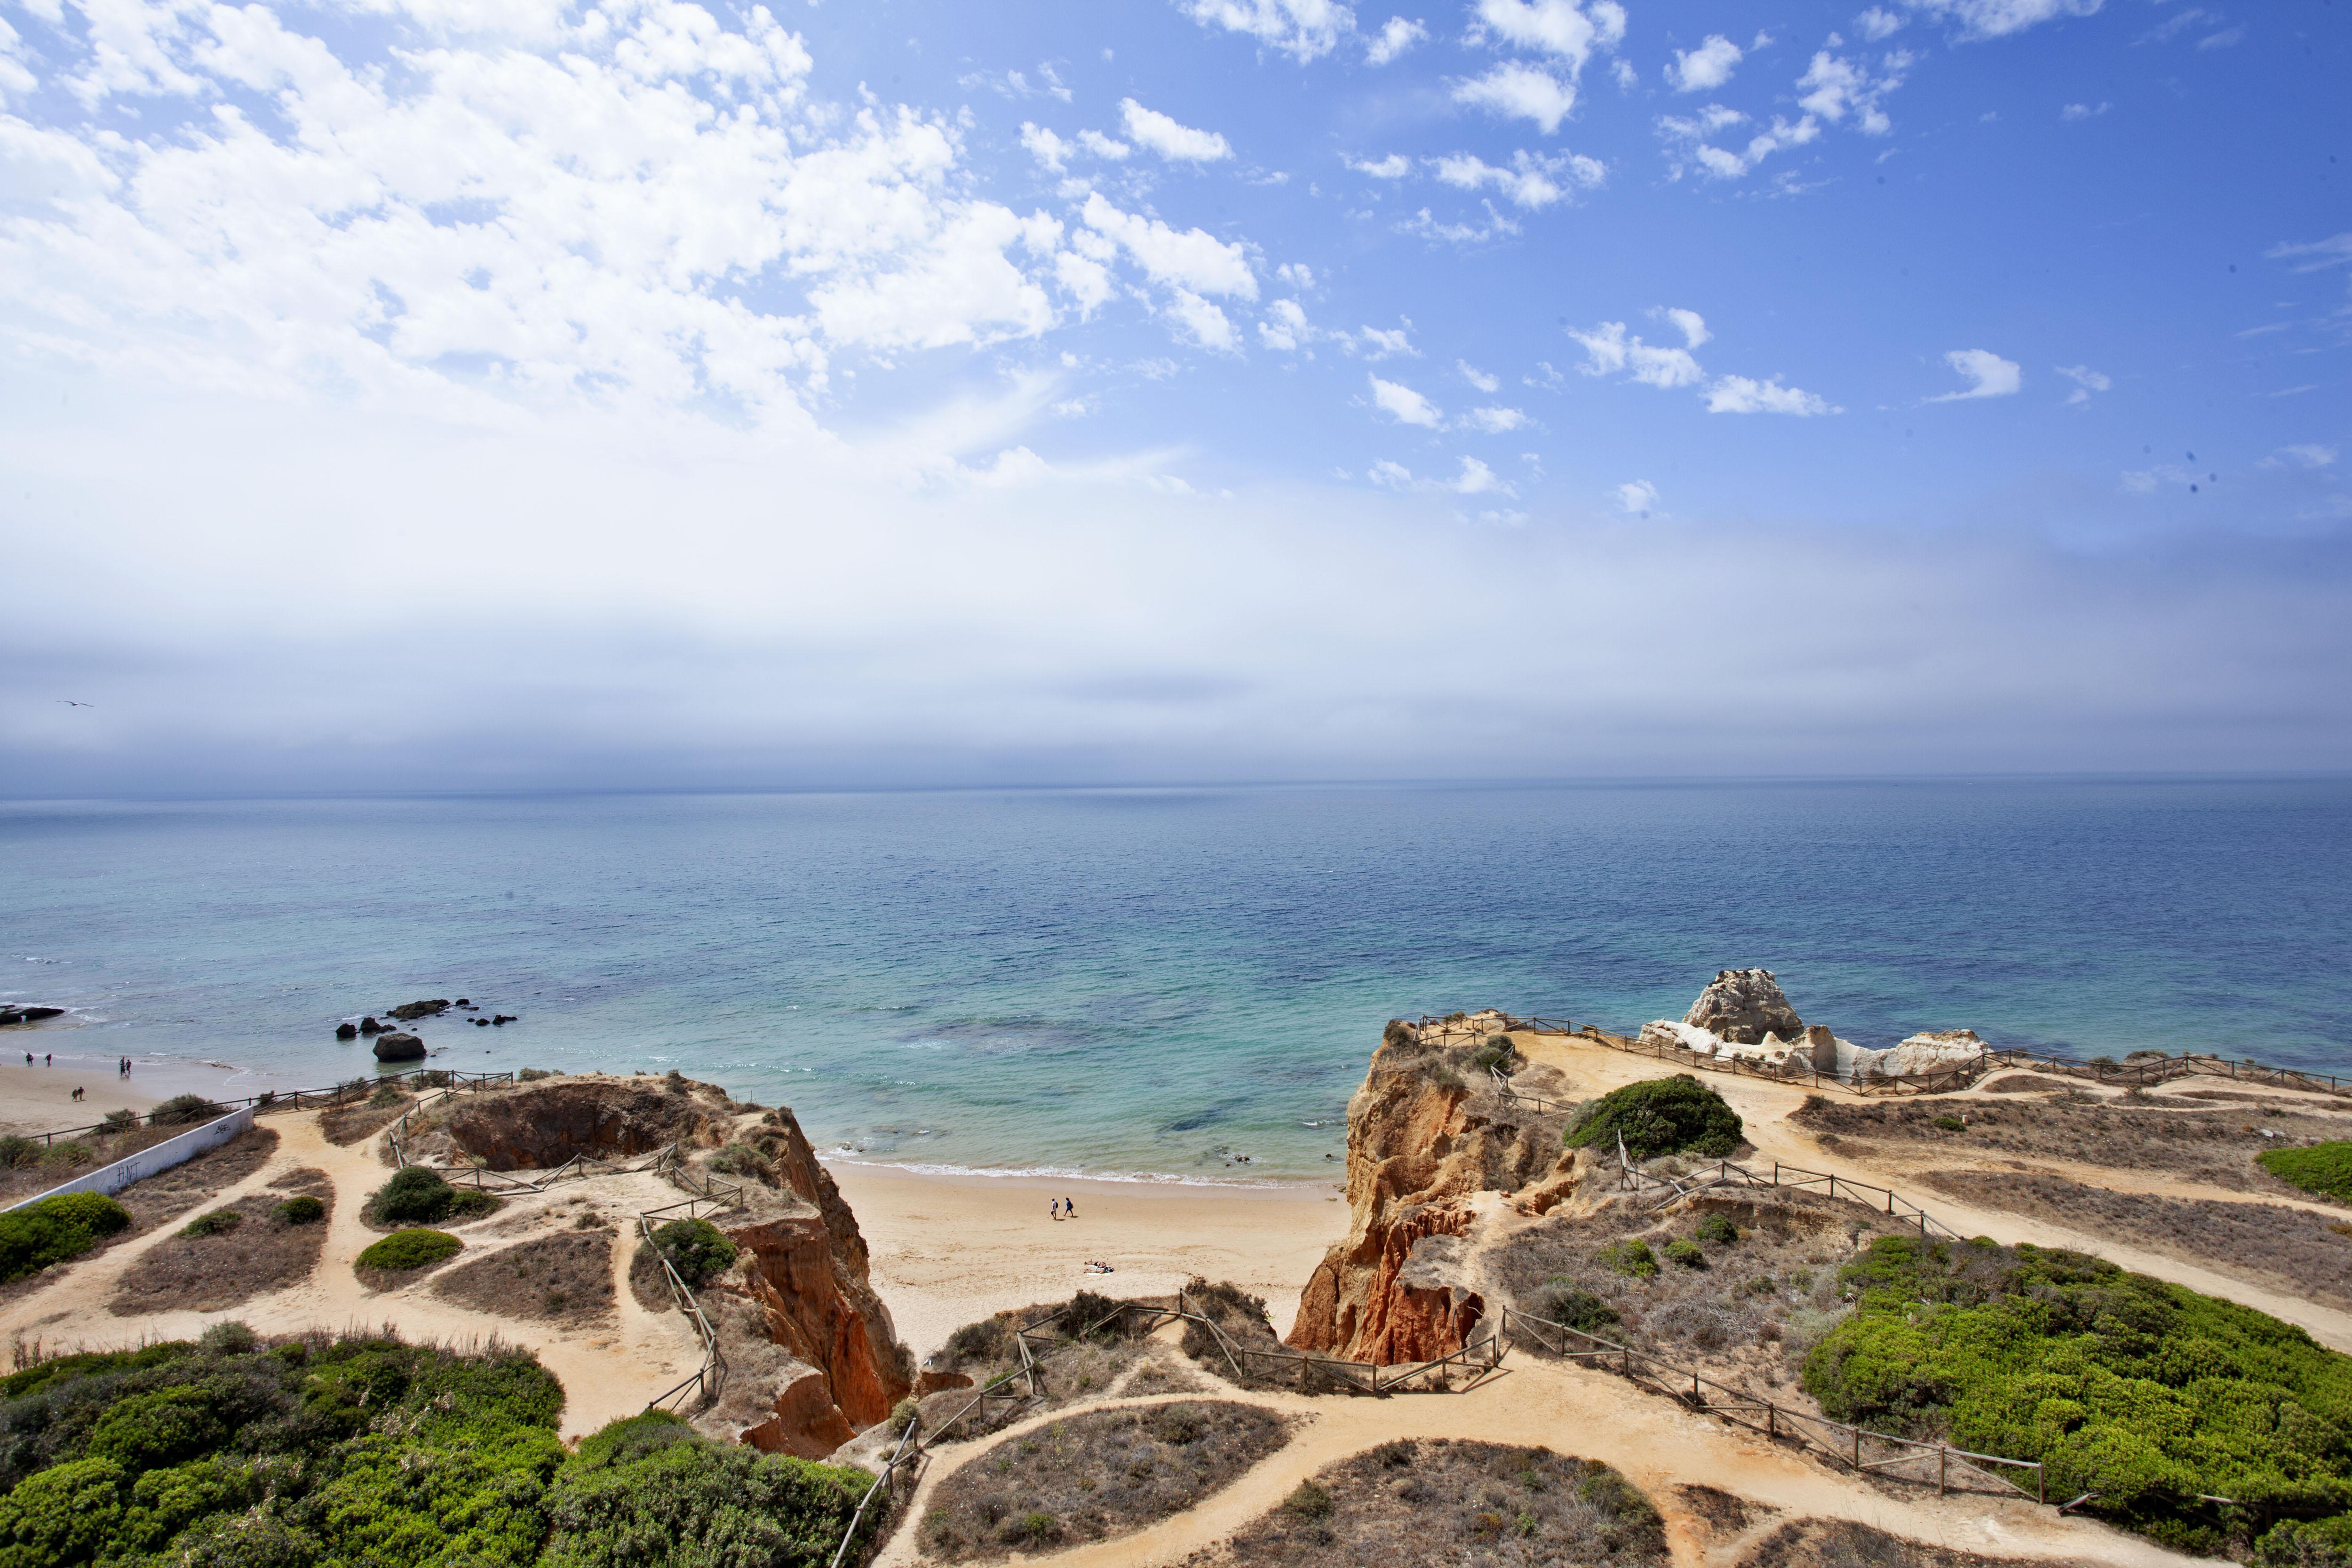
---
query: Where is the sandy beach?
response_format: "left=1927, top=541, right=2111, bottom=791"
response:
left=0, top=1054, right=189, bottom=1134
left=824, top=1162, right=1348, bottom=1360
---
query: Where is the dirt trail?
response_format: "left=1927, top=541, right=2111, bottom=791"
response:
left=876, top=1359, right=2213, bottom=1568
left=1514, top=1035, right=2352, bottom=1354
left=0, top=1107, right=706, bottom=1441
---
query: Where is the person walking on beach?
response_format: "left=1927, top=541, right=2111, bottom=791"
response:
left=1064, top=1195, right=1076, bottom=1219
left=1049, top=1197, right=1061, bottom=1221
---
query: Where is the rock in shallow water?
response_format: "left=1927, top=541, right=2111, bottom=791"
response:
left=372, top=1031, right=426, bottom=1062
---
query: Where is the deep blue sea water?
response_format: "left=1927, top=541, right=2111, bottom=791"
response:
left=5, top=780, right=2349, bottom=1183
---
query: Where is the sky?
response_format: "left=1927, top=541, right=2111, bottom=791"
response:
left=1, top=0, right=2347, bottom=794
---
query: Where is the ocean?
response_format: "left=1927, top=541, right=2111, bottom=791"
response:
left=5, top=780, right=2349, bottom=1183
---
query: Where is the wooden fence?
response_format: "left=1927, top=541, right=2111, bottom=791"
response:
left=24, top=1067, right=515, bottom=1148
left=1496, top=1305, right=2044, bottom=1503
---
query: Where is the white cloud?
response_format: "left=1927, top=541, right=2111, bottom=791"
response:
left=1855, top=7, right=1905, bottom=40
left=1612, top=479, right=1660, bottom=514
left=1259, top=297, right=1312, bottom=350
left=1054, top=251, right=1116, bottom=316
left=1451, top=455, right=1509, bottom=494
left=1903, top=0, right=2103, bottom=41
left=1368, top=458, right=1417, bottom=489
left=2060, top=100, right=2111, bottom=121
left=1368, top=374, right=1443, bottom=426
left=1351, top=153, right=1414, bottom=177
left=1366, top=16, right=1428, bottom=64
left=1454, top=63, right=1579, bottom=134
left=1612, top=58, right=1638, bottom=88
left=1364, top=454, right=1515, bottom=494
left=1705, top=376, right=1837, bottom=415
left=1658, top=106, right=1821, bottom=180
left=1458, top=361, right=1501, bottom=392
left=2263, top=444, right=2338, bottom=470
left=1021, top=123, right=1072, bottom=171
left=1666, top=35, right=1742, bottom=94
left=1661, top=307, right=1710, bottom=349
left=2055, top=364, right=2111, bottom=405
left=1345, top=322, right=1417, bottom=359
left=1120, top=99, right=1234, bottom=162
left=1078, top=130, right=1133, bottom=159
left=1277, top=262, right=1319, bottom=291
left=1431, top=148, right=1605, bottom=208
left=1398, top=203, right=1522, bottom=245
left=1797, top=49, right=1911, bottom=135
left=1468, top=0, right=1628, bottom=70
left=1526, top=361, right=1565, bottom=389
left=1081, top=194, right=1259, bottom=298
left=1931, top=348, right=2023, bottom=401
left=2197, top=25, right=2244, bottom=49
left=1164, top=288, right=1240, bottom=351
left=1177, top=0, right=1355, bottom=61
left=2266, top=233, right=2352, bottom=275
left=1567, top=320, right=1705, bottom=388
left=1464, top=406, right=1528, bottom=432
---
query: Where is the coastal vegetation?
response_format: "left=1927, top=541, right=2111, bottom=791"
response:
left=0, top=1193, right=130, bottom=1282
left=1802, top=1233, right=2352, bottom=1560
left=0, top=1329, right=878, bottom=1568
left=356, top=1227, right=462, bottom=1273
left=1563, top=1075, right=1742, bottom=1161
left=919, top=1400, right=1288, bottom=1560
left=2259, top=1140, right=2352, bottom=1202
left=1211, top=1439, right=1667, bottom=1567
left=649, top=1217, right=737, bottom=1288
left=110, top=1179, right=336, bottom=1315
left=367, top=1164, right=499, bottom=1227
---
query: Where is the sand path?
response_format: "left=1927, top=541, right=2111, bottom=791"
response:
left=877, top=1361, right=2216, bottom=1568
left=0, top=1108, right=707, bottom=1441
left=1516, top=1034, right=2352, bottom=1353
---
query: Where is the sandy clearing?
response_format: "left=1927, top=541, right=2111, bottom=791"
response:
left=874, top=1362, right=2217, bottom=1568
left=825, top=1163, right=1348, bottom=1359
left=0, top=1106, right=707, bottom=1441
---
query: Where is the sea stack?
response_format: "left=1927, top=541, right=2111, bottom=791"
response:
left=373, top=1030, right=426, bottom=1062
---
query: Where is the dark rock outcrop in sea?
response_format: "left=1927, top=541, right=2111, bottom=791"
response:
left=372, top=1031, right=426, bottom=1062
left=388, top=998, right=452, bottom=1021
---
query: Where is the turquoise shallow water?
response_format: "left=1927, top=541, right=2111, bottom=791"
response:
left=4, top=780, right=2349, bottom=1182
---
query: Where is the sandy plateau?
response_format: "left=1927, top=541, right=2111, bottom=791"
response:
left=12, top=1010, right=2352, bottom=1568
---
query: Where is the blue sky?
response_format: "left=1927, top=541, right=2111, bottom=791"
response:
left=0, top=0, right=2347, bottom=791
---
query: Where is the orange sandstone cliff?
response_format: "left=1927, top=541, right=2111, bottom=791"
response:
left=1286, top=1016, right=1577, bottom=1365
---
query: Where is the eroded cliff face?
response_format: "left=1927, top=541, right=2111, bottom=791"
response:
left=1286, top=1020, right=1574, bottom=1365
left=715, top=1107, right=913, bottom=1457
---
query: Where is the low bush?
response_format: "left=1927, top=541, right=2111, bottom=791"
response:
left=177, top=1209, right=242, bottom=1239
left=275, top=1195, right=326, bottom=1225
left=943, top=1315, right=1013, bottom=1367
left=369, top=1165, right=498, bottom=1226
left=1601, top=1239, right=1658, bottom=1278
left=1282, top=1480, right=1333, bottom=1519
left=147, top=1095, right=228, bottom=1128
left=1803, top=1233, right=2352, bottom=1559
left=0, top=1192, right=132, bottom=1281
left=518, top=1067, right=559, bottom=1082
left=45, top=1142, right=92, bottom=1168
left=1532, top=1283, right=1621, bottom=1337
left=357, top=1228, right=461, bottom=1272
left=1693, top=1212, right=1740, bottom=1248
left=0, top=1136, right=41, bottom=1169
left=1564, top=1075, right=1742, bottom=1161
left=650, top=1218, right=737, bottom=1288
left=1929, top=1114, right=1966, bottom=1132
left=1664, top=1238, right=1706, bottom=1269
left=2261, top=1141, right=2352, bottom=1202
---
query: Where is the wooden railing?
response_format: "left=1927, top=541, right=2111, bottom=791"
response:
left=24, top=1067, right=514, bottom=1147
left=1497, top=1305, right=2044, bottom=1503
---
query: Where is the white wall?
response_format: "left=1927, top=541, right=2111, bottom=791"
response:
left=5, top=1106, right=255, bottom=1210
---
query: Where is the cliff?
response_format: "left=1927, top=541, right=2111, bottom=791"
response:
left=1286, top=1019, right=1575, bottom=1365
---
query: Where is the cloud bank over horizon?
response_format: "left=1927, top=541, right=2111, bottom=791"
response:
left=1, top=0, right=2346, bottom=794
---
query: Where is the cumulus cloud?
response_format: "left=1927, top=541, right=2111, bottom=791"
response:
left=2056, top=364, right=2112, bottom=405
left=1454, top=63, right=1580, bottom=133
left=2060, top=101, right=2111, bottom=121
left=1366, top=16, right=1429, bottom=63
left=1657, top=106, right=1821, bottom=180
left=1667, top=35, right=1742, bottom=93
left=2262, top=444, right=2338, bottom=470
left=1368, top=374, right=1443, bottom=426
left=1468, top=0, right=1628, bottom=69
left=1571, top=312, right=1835, bottom=414
left=1459, top=361, right=1502, bottom=392
left=1081, top=194, right=1259, bottom=298
left=1661, top=308, right=1711, bottom=349
left=1797, top=48, right=1911, bottom=135
left=1568, top=320, right=1706, bottom=388
left=1706, top=376, right=1837, bottom=415
left=1120, top=99, right=1234, bottom=162
left=1177, top=0, right=1355, bottom=61
left=1259, top=298, right=1313, bottom=350
left=1164, top=289, right=1241, bottom=351
left=1903, top=0, right=2104, bottom=40
left=1463, top=406, right=1529, bottom=432
left=1856, top=7, right=1905, bottom=39
left=1431, top=149, right=1606, bottom=208
left=1612, top=479, right=1660, bottom=514
left=1351, top=153, right=1414, bottom=177
left=1021, top=123, right=1073, bottom=171
left=1079, top=130, right=1134, bottom=159
left=1931, top=349, right=2023, bottom=401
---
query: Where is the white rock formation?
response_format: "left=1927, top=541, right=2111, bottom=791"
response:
left=1851, top=1028, right=1988, bottom=1080
left=1683, top=968, right=1805, bottom=1044
left=1636, top=1018, right=1841, bottom=1077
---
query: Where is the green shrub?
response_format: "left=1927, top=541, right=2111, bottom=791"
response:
left=1530, top=1283, right=1621, bottom=1338
left=571, top=1411, right=694, bottom=1471
left=44, top=1142, right=93, bottom=1168
left=541, top=1417, right=877, bottom=1568
left=101, top=1109, right=139, bottom=1132
left=651, top=1218, right=737, bottom=1288
left=178, top=1209, right=242, bottom=1239
left=1930, top=1114, right=1965, bottom=1132
left=1563, top=1075, right=1743, bottom=1161
left=1281, top=1481, right=1332, bottom=1519
left=1803, top=1233, right=2352, bottom=1553
left=0, top=1192, right=132, bottom=1281
left=356, top=1229, right=461, bottom=1272
left=274, top=1195, right=325, bottom=1225
left=1601, top=1240, right=1658, bottom=1279
left=371, top=1165, right=454, bottom=1224
left=147, top=1095, right=228, bottom=1127
left=887, top=1397, right=918, bottom=1436
left=2261, top=1142, right=2352, bottom=1203
left=943, top=1316, right=1010, bottom=1366
left=1664, top=1237, right=1706, bottom=1269
left=1693, top=1212, right=1740, bottom=1247
left=367, top=1082, right=409, bottom=1108
left=517, top=1067, right=558, bottom=1082
left=0, top=1135, right=42, bottom=1169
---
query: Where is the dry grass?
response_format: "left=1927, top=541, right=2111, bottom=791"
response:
left=1792, top=1093, right=2333, bottom=1192
left=1192, top=1438, right=1667, bottom=1568
left=429, top=1226, right=618, bottom=1324
left=921, top=1400, right=1288, bottom=1561
left=1737, top=1517, right=2094, bottom=1567
left=1489, top=1188, right=1904, bottom=1400
left=1674, top=1483, right=1771, bottom=1535
left=1979, top=1072, right=2078, bottom=1095
left=320, top=1096, right=413, bottom=1147
left=1919, top=1168, right=2352, bottom=1309
left=0, top=1123, right=186, bottom=1206
left=107, top=1168, right=333, bottom=1315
